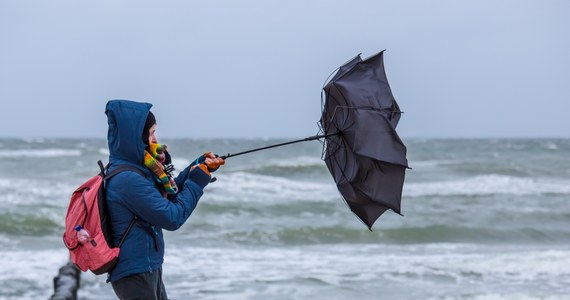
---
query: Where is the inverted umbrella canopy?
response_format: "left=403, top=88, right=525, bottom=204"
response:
left=320, top=50, right=409, bottom=229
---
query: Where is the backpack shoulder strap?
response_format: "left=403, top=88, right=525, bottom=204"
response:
left=117, top=217, right=138, bottom=248
left=99, top=161, right=147, bottom=248
left=104, top=163, right=146, bottom=180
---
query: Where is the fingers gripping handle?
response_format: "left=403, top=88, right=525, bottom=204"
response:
left=205, top=153, right=224, bottom=183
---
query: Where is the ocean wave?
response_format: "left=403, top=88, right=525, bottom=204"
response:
left=157, top=244, right=570, bottom=299
left=0, top=149, right=82, bottom=158
left=0, top=248, right=68, bottom=299
left=542, top=141, right=559, bottom=150
left=19, top=137, right=49, bottom=143
left=216, top=156, right=328, bottom=176
left=0, top=212, right=61, bottom=236
left=264, top=156, right=325, bottom=168
left=211, top=224, right=570, bottom=246
left=405, top=175, right=570, bottom=197
left=6, top=242, right=570, bottom=300
left=379, top=225, right=570, bottom=244
left=0, top=178, right=75, bottom=206
left=411, top=159, right=458, bottom=168
left=207, top=172, right=338, bottom=203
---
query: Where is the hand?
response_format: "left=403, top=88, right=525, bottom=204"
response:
left=192, top=152, right=224, bottom=172
left=203, top=152, right=225, bottom=172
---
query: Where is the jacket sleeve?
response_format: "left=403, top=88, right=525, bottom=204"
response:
left=112, top=168, right=211, bottom=231
left=173, top=163, right=214, bottom=198
left=174, top=165, right=191, bottom=193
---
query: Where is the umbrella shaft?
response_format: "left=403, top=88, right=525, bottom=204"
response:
left=221, top=132, right=339, bottom=159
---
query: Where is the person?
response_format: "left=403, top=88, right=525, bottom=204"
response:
left=104, top=99, right=224, bottom=300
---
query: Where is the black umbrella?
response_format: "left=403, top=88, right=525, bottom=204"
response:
left=219, top=51, right=408, bottom=229
left=319, top=51, right=409, bottom=229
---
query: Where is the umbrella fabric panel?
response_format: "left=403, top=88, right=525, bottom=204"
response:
left=336, top=182, right=390, bottom=230
left=323, top=51, right=401, bottom=128
left=352, top=157, right=405, bottom=214
left=321, top=107, right=408, bottom=167
left=324, top=145, right=405, bottom=213
left=347, top=109, right=408, bottom=167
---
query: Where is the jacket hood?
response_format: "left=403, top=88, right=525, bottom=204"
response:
left=106, top=100, right=153, bottom=164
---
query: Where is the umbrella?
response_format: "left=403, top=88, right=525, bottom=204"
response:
left=319, top=50, right=409, bottom=229
left=219, top=50, right=408, bottom=229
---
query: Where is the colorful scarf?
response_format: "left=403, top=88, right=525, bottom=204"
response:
left=144, top=142, right=178, bottom=195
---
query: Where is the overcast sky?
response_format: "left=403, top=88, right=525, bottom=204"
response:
left=1, top=0, right=568, bottom=139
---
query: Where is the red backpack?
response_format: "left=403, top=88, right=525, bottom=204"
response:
left=63, top=161, right=144, bottom=275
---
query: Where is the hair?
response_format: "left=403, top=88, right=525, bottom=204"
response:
left=142, top=111, right=156, bottom=145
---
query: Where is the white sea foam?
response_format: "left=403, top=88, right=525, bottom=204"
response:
left=404, top=175, right=570, bottom=197
left=209, top=172, right=338, bottom=203
left=542, top=141, right=559, bottom=150
left=5, top=243, right=570, bottom=300
left=152, top=244, right=570, bottom=300
left=0, top=178, right=74, bottom=207
left=0, top=149, right=82, bottom=158
left=98, top=148, right=110, bottom=155
left=0, top=248, right=68, bottom=300
left=20, top=137, right=47, bottom=143
left=411, top=159, right=457, bottom=169
left=430, top=295, right=569, bottom=300
left=265, top=156, right=325, bottom=168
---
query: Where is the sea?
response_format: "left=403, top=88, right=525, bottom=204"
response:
left=1, top=138, right=569, bottom=300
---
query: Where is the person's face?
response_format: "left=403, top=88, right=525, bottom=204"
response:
left=148, top=124, right=157, bottom=145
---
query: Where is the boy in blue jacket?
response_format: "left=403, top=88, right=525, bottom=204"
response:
left=105, top=99, right=224, bottom=299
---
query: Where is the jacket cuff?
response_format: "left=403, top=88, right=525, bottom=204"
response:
left=187, top=167, right=210, bottom=189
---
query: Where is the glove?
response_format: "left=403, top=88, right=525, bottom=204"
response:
left=204, top=155, right=225, bottom=173
left=191, top=152, right=225, bottom=172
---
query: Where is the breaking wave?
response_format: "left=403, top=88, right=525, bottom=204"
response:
left=0, top=149, right=82, bottom=158
left=405, top=175, right=570, bottom=197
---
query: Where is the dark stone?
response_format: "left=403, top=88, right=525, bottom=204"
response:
left=49, top=262, right=81, bottom=300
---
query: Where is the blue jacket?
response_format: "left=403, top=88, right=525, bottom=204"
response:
left=105, top=100, right=211, bottom=282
